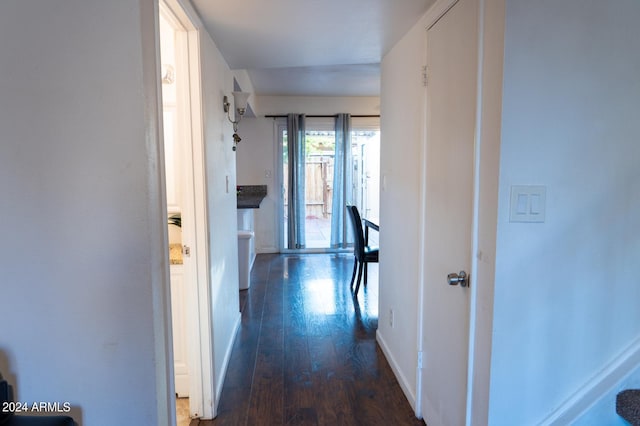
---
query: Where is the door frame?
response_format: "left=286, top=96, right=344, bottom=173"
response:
left=159, top=0, right=214, bottom=420
left=416, top=0, right=493, bottom=424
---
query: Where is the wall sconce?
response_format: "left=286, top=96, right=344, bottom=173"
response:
left=223, top=91, right=250, bottom=151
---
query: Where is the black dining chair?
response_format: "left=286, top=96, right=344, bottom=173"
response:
left=346, top=205, right=379, bottom=295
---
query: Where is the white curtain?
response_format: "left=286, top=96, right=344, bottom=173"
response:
left=330, top=113, right=353, bottom=248
left=287, top=114, right=306, bottom=249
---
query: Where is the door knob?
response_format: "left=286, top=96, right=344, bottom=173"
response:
left=447, top=271, right=468, bottom=287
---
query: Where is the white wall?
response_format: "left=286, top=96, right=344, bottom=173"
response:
left=235, top=96, right=380, bottom=253
left=254, top=95, right=380, bottom=117
left=199, top=32, right=242, bottom=406
left=489, top=0, right=640, bottom=424
left=0, top=0, right=169, bottom=424
left=236, top=117, right=280, bottom=252
left=378, top=13, right=428, bottom=410
left=0, top=0, right=241, bottom=423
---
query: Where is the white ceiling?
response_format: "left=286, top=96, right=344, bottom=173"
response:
left=191, top=0, right=434, bottom=96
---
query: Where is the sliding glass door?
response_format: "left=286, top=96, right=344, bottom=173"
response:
left=279, top=116, right=380, bottom=252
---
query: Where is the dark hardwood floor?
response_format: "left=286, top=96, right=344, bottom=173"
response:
left=196, top=253, right=425, bottom=426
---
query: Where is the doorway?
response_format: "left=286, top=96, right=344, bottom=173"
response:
left=158, top=0, right=212, bottom=421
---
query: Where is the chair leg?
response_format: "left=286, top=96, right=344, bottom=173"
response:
left=363, top=261, right=368, bottom=286
left=354, top=261, right=364, bottom=295
left=350, top=258, right=358, bottom=289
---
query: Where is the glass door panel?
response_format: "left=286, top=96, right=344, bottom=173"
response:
left=279, top=118, right=380, bottom=252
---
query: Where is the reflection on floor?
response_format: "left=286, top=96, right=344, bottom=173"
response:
left=176, top=397, right=189, bottom=426
left=198, top=253, right=424, bottom=425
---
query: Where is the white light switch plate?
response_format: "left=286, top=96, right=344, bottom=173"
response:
left=510, top=185, right=546, bottom=223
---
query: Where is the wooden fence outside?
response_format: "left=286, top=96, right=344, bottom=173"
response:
left=284, top=156, right=335, bottom=219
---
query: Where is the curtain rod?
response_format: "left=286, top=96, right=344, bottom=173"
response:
left=264, top=114, right=380, bottom=118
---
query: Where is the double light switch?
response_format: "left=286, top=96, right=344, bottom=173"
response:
left=509, top=185, right=546, bottom=223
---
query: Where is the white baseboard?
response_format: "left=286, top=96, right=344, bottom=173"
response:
left=257, top=246, right=279, bottom=254
left=540, top=335, right=640, bottom=425
left=214, top=312, right=242, bottom=410
left=376, top=329, right=418, bottom=412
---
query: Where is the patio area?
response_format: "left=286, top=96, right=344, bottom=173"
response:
left=305, top=216, right=332, bottom=248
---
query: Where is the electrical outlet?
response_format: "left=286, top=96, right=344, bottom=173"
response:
left=389, top=309, right=394, bottom=328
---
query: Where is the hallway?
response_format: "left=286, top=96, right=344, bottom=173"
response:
left=200, top=254, right=424, bottom=425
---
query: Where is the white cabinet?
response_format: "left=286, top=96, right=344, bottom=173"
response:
left=237, top=209, right=256, bottom=268
left=170, top=264, right=189, bottom=397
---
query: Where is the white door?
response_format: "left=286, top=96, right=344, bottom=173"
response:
left=159, top=0, right=213, bottom=418
left=170, top=265, right=189, bottom=396
left=421, top=0, right=478, bottom=424
left=160, top=8, right=193, bottom=399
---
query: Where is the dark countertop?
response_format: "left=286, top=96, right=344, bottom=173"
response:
left=237, top=185, right=267, bottom=209
left=237, top=196, right=265, bottom=208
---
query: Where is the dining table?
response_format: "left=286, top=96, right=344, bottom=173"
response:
left=362, top=217, right=379, bottom=246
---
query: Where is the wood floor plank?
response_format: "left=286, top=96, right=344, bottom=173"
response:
left=203, top=253, right=425, bottom=426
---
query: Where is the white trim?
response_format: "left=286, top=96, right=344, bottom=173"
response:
left=215, top=312, right=242, bottom=410
left=176, top=18, right=198, bottom=404
left=162, top=0, right=205, bottom=30
left=147, top=0, right=174, bottom=423
left=415, top=21, right=431, bottom=421
left=540, top=335, right=640, bottom=425
left=377, top=330, right=418, bottom=412
left=466, top=0, right=486, bottom=423
left=184, top=25, right=216, bottom=421
left=257, top=246, right=279, bottom=254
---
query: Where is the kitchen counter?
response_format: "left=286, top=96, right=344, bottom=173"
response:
left=237, top=185, right=267, bottom=209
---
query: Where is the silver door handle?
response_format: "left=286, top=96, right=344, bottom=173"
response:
left=447, top=271, right=468, bottom=287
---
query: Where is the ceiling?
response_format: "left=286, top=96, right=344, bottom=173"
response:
left=191, top=0, right=434, bottom=96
